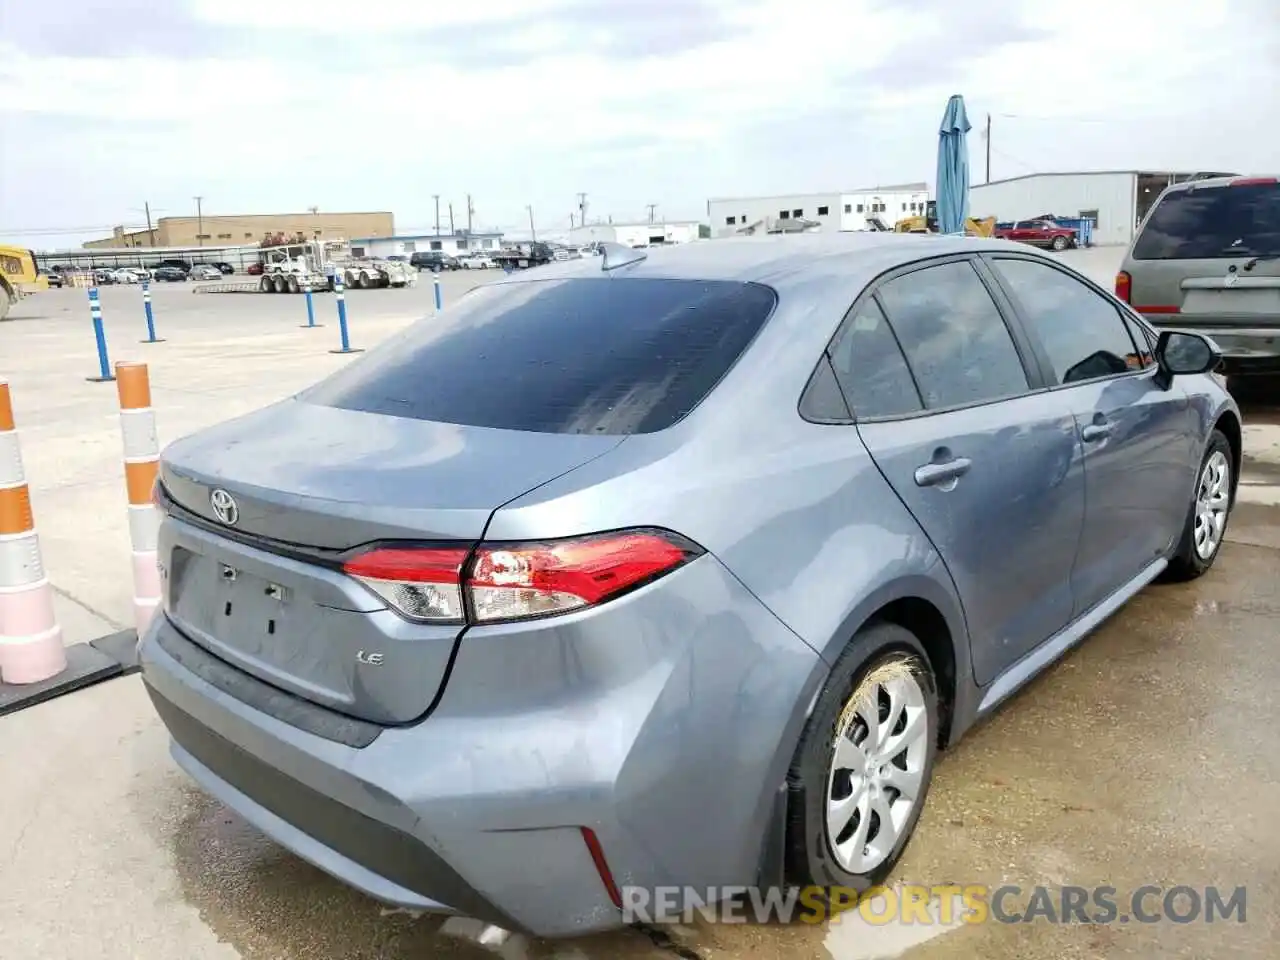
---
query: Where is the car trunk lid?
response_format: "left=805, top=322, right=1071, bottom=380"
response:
left=157, top=398, right=623, bottom=723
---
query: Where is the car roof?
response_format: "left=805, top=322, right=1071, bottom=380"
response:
left=1159, top=174, right=1277, bottom=195
left=487, top=233, right=1027, bottom=290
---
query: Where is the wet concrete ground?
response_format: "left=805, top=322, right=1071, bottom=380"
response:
left=2, top=248, right=1279, bottom=958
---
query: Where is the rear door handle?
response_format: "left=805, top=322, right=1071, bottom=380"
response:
left=914, top=457, right=972, bottom=488
left=1081, top=422, right=1112, bottom=442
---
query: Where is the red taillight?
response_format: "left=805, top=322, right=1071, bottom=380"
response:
left=1115, top=270, right=1131, bottom=303
left=469, top=529, right=697, bottom=623
left=1229, top=177, right=1277, bottom=186
left=342, top=529, right=700, bottom=625
left=344, top=546, right=470, bottom=622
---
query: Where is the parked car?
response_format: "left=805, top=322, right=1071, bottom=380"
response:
left=409, top=251, right=460, bottom=272
left=1116, top=174, right=1280, bottom=381
left=993, top=219, right=1078, bottom=251
left=459, top=253, right=494, bottom=269
left=191, top=265, right=223, bottom=281
left=92, top=269, right=115, bottom=285
left=213, top=262, right=235, bottom=275
left=43, top=270, right=64, bottom=289
left=152, top=266, right=188, bottom=282
left=149, top=259, right=191, bottom=277
left=139, top=234, right=1239, bottom=939
left=246, top=262, right=264, bottom=276
left=110, top=268, right=143, bottom=284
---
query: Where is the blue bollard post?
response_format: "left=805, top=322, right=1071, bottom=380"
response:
left=86, top=287, right=116, bottom=382
left=300, top=282, right=323, bottom=328
left=329, top=271, right=362, bottom=355
left=433, top=273, right=442, bottom=312
left=140, top=281, right=164, bottom=343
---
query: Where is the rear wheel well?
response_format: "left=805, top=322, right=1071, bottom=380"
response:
left=867, top=597, right=956, bottom=747
left=1215, top=410, right=1242, bottom=497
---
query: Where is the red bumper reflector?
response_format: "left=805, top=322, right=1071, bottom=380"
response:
left=580, top=827, right=623, bottom=909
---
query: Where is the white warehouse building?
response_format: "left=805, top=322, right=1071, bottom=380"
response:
left=568, top=220, right=703, bottom=248
left=707, top=183, right=930, bottom=236
left=350, top=231, right=505, bottom=258
left=969, top=170, right=1237, bottom=246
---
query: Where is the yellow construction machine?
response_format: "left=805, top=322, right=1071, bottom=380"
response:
left=893, top=200, right=996, bottom=238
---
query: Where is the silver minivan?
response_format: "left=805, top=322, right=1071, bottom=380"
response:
left=1116, top=175, right=1280, bottom=379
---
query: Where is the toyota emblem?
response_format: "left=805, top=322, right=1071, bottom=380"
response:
left=210, top=488, right=239, bottom=526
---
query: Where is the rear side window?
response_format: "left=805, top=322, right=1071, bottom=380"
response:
left=300, top=277, right=777, bottom=435
left=827, top=300, right=922, bottom=418
left=1132, top=182, right=1280, bottom=260
left=876, top=261, right=1030, bottom=409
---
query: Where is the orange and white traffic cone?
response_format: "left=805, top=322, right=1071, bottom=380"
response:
left=115, top=363, right=162, bottom=636
left=0, top=379, right=67, bottom=684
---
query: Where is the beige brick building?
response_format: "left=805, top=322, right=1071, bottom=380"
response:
left=84, top=211, right=395, bottom=249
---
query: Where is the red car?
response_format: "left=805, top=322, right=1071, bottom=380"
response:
left=994, top=219, right=1077, bottom=251
left=246, top=262, right=264, bottom=275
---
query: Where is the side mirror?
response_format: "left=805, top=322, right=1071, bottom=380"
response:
left=1154, top=330, right=1221, bottom=388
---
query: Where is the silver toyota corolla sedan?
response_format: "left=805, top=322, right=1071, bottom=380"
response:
left=140, top=233, right=1240, bottom=937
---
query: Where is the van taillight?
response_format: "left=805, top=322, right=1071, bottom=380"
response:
left=1115, top=271, right=1132, bottom=303
left=343, top=529, right=702, bottom=625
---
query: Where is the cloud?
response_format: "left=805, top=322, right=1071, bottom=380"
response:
left=1, top=0, right=1277, bottom=245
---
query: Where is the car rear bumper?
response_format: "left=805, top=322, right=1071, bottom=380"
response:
left=139, top=553, right=823, bottom=938
left=1142, top=319, right=1280, bottom=371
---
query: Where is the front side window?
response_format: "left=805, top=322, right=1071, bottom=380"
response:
left=876, top=261, right=1030, bottom=409
left=991, top=257, right=1141, bottom=384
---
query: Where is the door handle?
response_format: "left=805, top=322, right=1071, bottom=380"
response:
left=914, top=457, right=972, bottom=488
left=1081, top=422, right=1112, bottom=442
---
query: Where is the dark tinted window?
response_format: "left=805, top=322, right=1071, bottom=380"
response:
left=1121, top=313, right=1156, bottom=369
left=1132, top=182, right=1280, bottom=260
left=992, top=258, right=1140, bottom=384
left=877, top=261, right=1029, bottom=409
left=799, top=355, right=852, bottom=421
left=827, top=300, right=921, bottom=417
left=300, top=277, right=777, bottom=435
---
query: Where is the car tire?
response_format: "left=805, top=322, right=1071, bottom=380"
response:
left=1164, top=429, right=1234, bottom=582
left=784, top=622, right=939, bottom=896
left=1051, top=235, right=1068, bottom=251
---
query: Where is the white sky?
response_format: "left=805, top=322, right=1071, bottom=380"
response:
left=1, top=0, right=1277, bottom=246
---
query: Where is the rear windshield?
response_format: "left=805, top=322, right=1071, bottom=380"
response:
left=1132, top=181, right=1280, bottom=260
left=300, top=277, right=778, bottom=434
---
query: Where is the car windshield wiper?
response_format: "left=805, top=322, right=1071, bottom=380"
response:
left=1242, top=252, right=1280, bottom=270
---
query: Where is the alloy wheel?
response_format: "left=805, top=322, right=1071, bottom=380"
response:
left=1194, top=450, right=1230, bottom=560
left=825, top=666, right=930, bottom=874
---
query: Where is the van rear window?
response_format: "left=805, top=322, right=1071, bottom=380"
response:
left=300, top=276, right=778, bottom=435
left=1132, top=181, right=1280, bottom=260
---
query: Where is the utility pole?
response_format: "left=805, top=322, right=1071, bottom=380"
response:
left=466, top=194, right=474, bottom=237
left=577, top=193, right=588, bottom=227
left=193, top=195, right=204, bottom=246
left=527, top=205, right=537, bottom=242
left=448, top=202, right=455, bottom=235
left=646, top=203, right=657, bottom=224
left=985, top=113, right=991, bottom=184
left=144, top=202, right=155, bottom=246
left=433, top=195, right=441, bottom=236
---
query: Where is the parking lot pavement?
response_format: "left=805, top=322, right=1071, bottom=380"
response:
left=2, top=246, right=1278, bottom=959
